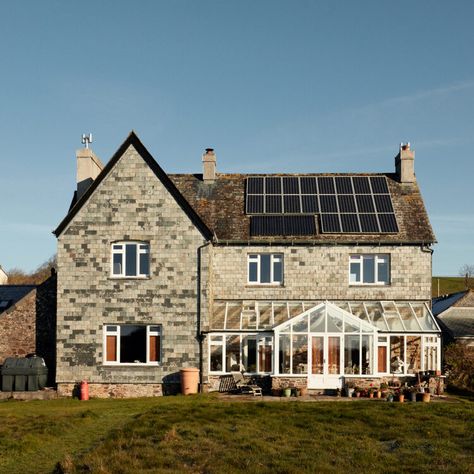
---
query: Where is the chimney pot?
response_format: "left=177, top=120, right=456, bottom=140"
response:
left=202, top=148, right=216, bottom=182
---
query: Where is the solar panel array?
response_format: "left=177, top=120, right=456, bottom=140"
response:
left=250, top=215, right=316, bottom=237
left=246, top=176, right=398, bottom=234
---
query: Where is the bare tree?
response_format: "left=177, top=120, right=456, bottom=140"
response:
left=459, top=264, right=474, bottom=278
left=6, top=255, right=56, bottom=285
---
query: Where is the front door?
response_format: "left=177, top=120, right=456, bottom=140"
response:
left=308, top=335, right=343, bottom=389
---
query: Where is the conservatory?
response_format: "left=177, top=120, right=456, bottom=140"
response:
left=208, top=300, right=442, bottom=389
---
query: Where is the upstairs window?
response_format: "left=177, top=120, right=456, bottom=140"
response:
left=112, top=242, right=149, bottom=277
left=248, top=254, right=283, bottom=285
left=349, top=254, right=389, bottom=285
left=104, top=324, right=161, bottom=364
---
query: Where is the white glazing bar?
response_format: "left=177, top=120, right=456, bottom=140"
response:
left=408, top=302, right=423, bottom=331
left=395, top=304, right=407, bottom=331
left=224, top=302, right=228, bottom=331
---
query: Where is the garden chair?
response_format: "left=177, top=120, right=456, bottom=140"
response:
left=231, top=372, right=263, bottom=397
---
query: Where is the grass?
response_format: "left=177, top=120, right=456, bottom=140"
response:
left=0, top=395, right=472, bottom=474
left=432, top=276, right=473, bottom=297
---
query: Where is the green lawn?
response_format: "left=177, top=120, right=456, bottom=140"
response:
left=432, top=276, right=473, bottom=297
left=0, top=395, right=472, bottom=474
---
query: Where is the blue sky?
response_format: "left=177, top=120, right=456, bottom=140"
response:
left=0, top=1, right=473, bottom=275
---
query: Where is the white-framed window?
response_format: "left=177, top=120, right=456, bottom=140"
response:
left=248, top=254, right=283, bottom=285
left=111, top=242, right=150, bottom=278
left=104, top=324, right=161, bottom=365
left=209, top=333, right=273, bottom=374
left=349, top=254, right=390, bottom=285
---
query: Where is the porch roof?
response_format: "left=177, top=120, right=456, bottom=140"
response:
left=210, top=299, right=440, bottom=333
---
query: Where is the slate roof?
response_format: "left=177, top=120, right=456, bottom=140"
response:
left=55, top=132, right=436, bottom=244
left=437, top=308, right=474, bottom=339
left=433, top=290, right=474, bottom=340
left=0, top=285, right=35, bottom=314
left=170, top=172, right=436, bottom=244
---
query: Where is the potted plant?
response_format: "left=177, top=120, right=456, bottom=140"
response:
left=300, top=386, right=308, bottom=397
left=386, top=390, right=394, bottom=402
left=345, top=381, right=355, bottom=398
left=368, top=388, right=375, bottom=399
left=398, top=388, right=405, bottom=403
left=380, top=382, right=388, bottom=397
left=354, top=386, right=361, bottom=398
left=282, top=385, right=292, bottom=398
left=422, top=392, right=431, bottom=403
left=407, top=386, right=417, bottom=402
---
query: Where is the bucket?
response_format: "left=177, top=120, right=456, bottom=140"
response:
left=180, top=368, right=200, bottom=395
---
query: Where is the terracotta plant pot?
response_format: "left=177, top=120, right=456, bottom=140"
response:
left=180, top=368, right=200, bottom=395
left=300, top=387, right=308, bottom=397
left=356, top=392, right=361, bottom=398
left=369, top=392, right=374, bottom=399
left=422, top=392, right=431, bottom=403
left=399, top=394, right=405, bottom=403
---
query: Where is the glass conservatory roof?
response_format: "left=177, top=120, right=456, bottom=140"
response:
left=210, top=300, right=440, bottom=333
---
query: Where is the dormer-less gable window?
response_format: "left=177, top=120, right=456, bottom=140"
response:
left=349, top=254, right=390, bottom=285
left=111, top=242, right=150, bottom=278
left=248, top=253, right=283, bottom=285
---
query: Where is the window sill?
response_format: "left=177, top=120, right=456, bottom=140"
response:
left=101, top=363, right=160, bottom=367
left=246, top=284, right=285, bottom=288
left=108, top=276, right=151, bottom=281
left=349, top=283, right=390, bottom=287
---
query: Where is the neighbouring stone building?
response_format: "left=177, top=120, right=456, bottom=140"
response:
left=54, top=132, right=441, bottom=397
left=0, top=274, right=57, bottom=385
left=433, top=290, right=474, bottom=348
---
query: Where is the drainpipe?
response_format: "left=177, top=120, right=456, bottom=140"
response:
left=197, top=240, right=212, bottom=393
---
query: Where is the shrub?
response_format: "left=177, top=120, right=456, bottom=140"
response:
left=444, top=341, right=474, bottom=392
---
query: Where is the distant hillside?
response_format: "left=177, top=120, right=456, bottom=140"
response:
left=432, top=276, right=474, bottom=297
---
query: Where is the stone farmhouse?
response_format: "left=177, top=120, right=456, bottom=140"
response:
left=54, top=132, right=441, bottom=397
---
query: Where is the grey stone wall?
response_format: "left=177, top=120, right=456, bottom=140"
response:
left=0, top=290, right=36, bottom=364
left=211, top=245, right=431, bottom=302
left=56, top=145, right=208, bottom=388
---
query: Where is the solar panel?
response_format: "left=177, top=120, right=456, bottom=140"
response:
left=378, top=213, right=399, bottom=233
left=374, top=195, right=393, bottom=213
left=356, top=195, right=375, bottom=213
left=245, top=175, right=398, bottom=235
left=320, top=195, right=338, bottom=213
left=338, top=195, right=356, bottom=213
left=318, top=177, right=335, bottom=194
left=283, top=177, right=299, bottom=194
left=265, top=177, right=281, bottom=194
left=359, top=214, right=380, bottom=233
left=247, top=177, right=264, bottom=194
left=320, top=213, right=341, bottom=233
left=370, top=176, right=389, bottom=194
left=352, top=177, right=371, bottom=194
left=340, top=214, right=360, bottom=233
left=266, top=195, right=282, bottom=213
left=335, top=177, right=353, bottom=194
left=300, top=177, right=317, bottom=194
left=283, top=195, right=300, bottom=213
left=247, top=195, right=264, bottom=213
left=301, top=195, right=318, bottom=213
left=250, top=216, right=316, bottom=236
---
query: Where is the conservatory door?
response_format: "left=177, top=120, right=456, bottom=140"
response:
left=308, top=335, right=343, bottom=389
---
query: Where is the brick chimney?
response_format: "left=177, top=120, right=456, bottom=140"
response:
left=395, top=142, right=415, bottom=183
left=76, top=147, right=104, bottom=199
left=202, top=148, right=216, bottom=182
